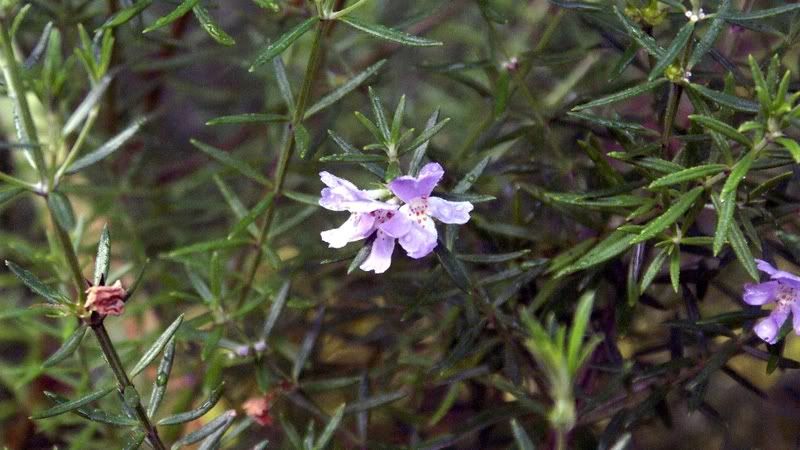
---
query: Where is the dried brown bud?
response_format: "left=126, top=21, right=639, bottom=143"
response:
left=84, top=280, right=126, bottom=316
left=242, top=393, right=275, bottom=426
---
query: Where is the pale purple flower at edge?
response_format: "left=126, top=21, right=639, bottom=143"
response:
left=318, top=172, right=400, bottom=274
left=381, top=162, right=474, bottom=259
left=743, top=259, right=800, bottom=344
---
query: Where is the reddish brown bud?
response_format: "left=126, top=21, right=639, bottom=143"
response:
left=84, top=280, right=126, bottom=316
left=242, top=393, right=275, bottom=426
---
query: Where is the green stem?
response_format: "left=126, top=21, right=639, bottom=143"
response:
left=237, top=20, right=329, bottom=308
left=91, top=322, right=166, bottom=450
left=0, top=18, right=46, bottom=181
left=48, top=204, right=87, bottom=303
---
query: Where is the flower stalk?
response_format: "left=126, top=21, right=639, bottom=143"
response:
left=237, top=19, right=330, bottom=307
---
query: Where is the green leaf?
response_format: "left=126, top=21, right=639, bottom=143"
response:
left=0, top=187, right=24, bottom=206
left=434, top=243, right=472, bottom=293
left=227, top=193, right=274, bottom=239
left=713, top=148, right=757, bottom=255
left=62, top=74, right=113, bottom=136
left=454, top=156, right=490, bottom=193
left=669, top=246, right=681, bottom=292
left=47, top=191, right=76, bottom=231
left=190, top=139, right=270, bottom=185
left=143, top=0, right=200, bottom=33
left=728, top=218, right=759, bottom=281
left=568, top=111, right=656, bottom=134
left=689, top=0, right=731, bottom=68
left=367, top=87, right=390, bottom=141
left=339, top=16, right=443, bottom=47
left=122, top=430, right=146, bottom=450
left=94, top=224, right=110, bottom=286
left=343, top=390, right=407, bottom=413
left=722, top=4, right=800, bottom=20
left=101, top=0, right=152, bottom=29
left=319, top=153, right=385, bottom=163
left=158, top=383, right=224, bottom=425
left=170, top=410, right=236, bottom=449
left=5, top=260, right=70, bottom=305
left=313, top=403, right=345, bottom=450
left=167, top=238, right=250, bottom=258
left=648, top=164, right=728, bottom=188
left=347, top=244, right=372, bottom=274
left=572, top=78, right=667, bottom=111
left=327, top=130, right=384, bottom=178
left=292, top=305, right=326, bottom=380
left=31, top=387, right=114, bottom=419
left=613, top=6, right=665, bottom=58
left=689, top=84, right=760, bottom=113
left=409, top=110, right=440, bottom=175
left=249, top=17, right=318, bottom=71
left=556, top=230, right=634, bottom=277
left=130, top=314, right=184, bottom=377
left=42, top=392, right=138, bottom=426
left=776, top=138, right=800, bottom=163
left=192, top=5, right=235, bottom=46
left=458, top=249, right=531, bottom=263
left=305, top=60, right=387, bottom=119
left=567, top=291, right=594, bottom=375
left=510, top=419, right=536, bottom=450
left=404, top=117, right=450, bottom=155
left=43, top=325, right=88, bottom=368
left=648, top=22, right=694, bottom=81
left=689, top=114, right=751, bottom=147
left=631, top=186, right=704, bottom=244
left=67, top=118, right=145, bottom=174
left=205, top=113, right=288, bottom=126
left=147, top=337, right=175, bottom=418
left=260, top=281, right=290, bottom=341
left=640, top=248, right=668, bottom=292
left=295, top=123, right=311, bottom=158
left=391, top=94, right=406, bottom=142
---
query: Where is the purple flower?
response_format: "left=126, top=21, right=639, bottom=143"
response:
left=319, top=172, right=400, bottom=273
left=743, top=259, right=800, bottom=344
left=382, top=163, right=474, bottom=259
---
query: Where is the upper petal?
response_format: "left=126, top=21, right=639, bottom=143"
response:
left=359, top=231, right=396, bottom=274
left=388, top=162, right=444, bottom=202
left=428, top=196, right=473, bottom=224
left=792, top=302, right=800, bottom=336
left=319, top=173, right=396, bottom=212
left=397, top=213, right=438, bottom=259
left=755, top=259, right=800, bottom=283
left=742, top=281, right=779, bottom=305
left=321, top=213, right=376, bottom=248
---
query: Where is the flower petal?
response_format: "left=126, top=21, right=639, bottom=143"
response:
left=742, top=281, right=779, bottom=305
left=319, top=172, right=395, bottom=212
left=321, top=213, right=376, bottom=248
left=397, top=211, right=438, bottom=259
left=428, top=196, right=473, bottom=224
left=388, top=162, right=444, bottom=202
left=378, top=208, right=411, bottom=238
left=755, top=259, right=800, bottom=283
left=754, top=316, right=780, bottom=344
left=359, top=231, right=395, bottom=273
left=792, top=302, right=800, bottom=336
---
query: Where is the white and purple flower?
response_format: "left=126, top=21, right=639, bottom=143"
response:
left=319, top=162, right=473, bottom=274
left=319, top=171, right=400, bottom=273
left=743, top=259, right=800, bottom=344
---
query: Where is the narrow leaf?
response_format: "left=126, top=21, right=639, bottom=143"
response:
left=314, top=403, right=345, bottom=450
left=43, top=325, right=88, bottom=368
left=306, top=60, right=387, bottom=118
left=339, top=16, right=443, bottom=47
left=192, top=5, right=235, bottom=46
left=147, top=337, right=176, bottom=417
left=190, top=139, right=269, bottom=185
left=167, top=239, right=250, bottom=258
left=572, top=78, right=666, bottom=111
left=689, top=114, right=751, bottom=147
left=62, top=74, right=113, bottom=135
left=67, top=119, right=145, bottom=174
left=130, top=315, right=184, bottom=377
left=292, top=305, right=326, bottom=380
left=143, top=0, right=200, bottom=33
left=249, top=17, right=319, bottom=71
left=206, top=113, right=287, bottom=126
left=648, top=164, right=727, bottom=188
left=94, top=224, right=111, bottom=286
left=631, top=186, right=704, bottom=244
left=47, top=191, right=76, bottom=231
left=648, top=22, right=694, bottom=81
left=32, top=387, right=114, bottom=419
left=261, top=280, right=290, bottom=340
left=158, top=383, right=224, bottom=425
left=689, top=84, right=760, bottom=113
left=5, top=260, right=69, bottom=304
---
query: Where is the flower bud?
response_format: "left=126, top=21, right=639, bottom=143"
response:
left=84, top=280, right=126, bottom=316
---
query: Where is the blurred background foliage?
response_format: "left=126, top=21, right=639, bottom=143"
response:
left=1, top=0, right=800, bottom=448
